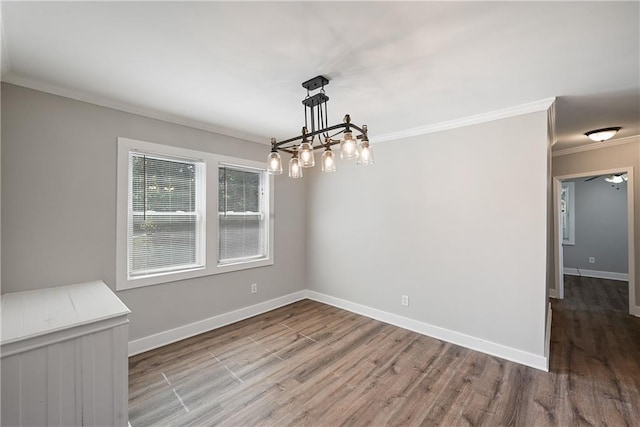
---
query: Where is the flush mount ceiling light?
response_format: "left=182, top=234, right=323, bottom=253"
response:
left=585, top=127, right=621, bottom=142
left=266, top=76, right=373, bottom=178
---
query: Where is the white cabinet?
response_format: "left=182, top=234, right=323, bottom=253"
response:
left=1, top=281, right=131, bottom=426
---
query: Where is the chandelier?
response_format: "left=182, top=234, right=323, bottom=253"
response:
left=266, top=75, right=373, bottom=178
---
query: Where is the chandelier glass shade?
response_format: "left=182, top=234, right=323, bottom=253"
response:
left=288, top=148, right=303, bottom=179
left=267, top=149, right=282, bottom=175
left=321, top=146, right=337, bottom=173
left=340, top=131, right=358, bottom=160
left=299, top=138, right=315, bottom=168
left=266, top=76, right=372, bottom=177
left=357, top=137, right=374, bottom=165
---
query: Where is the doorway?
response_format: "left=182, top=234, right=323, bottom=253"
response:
left=552, top=167, right=636, bottom=316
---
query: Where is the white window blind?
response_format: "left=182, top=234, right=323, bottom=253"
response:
left=218, top=164, right=267, bottom=264
left=128, top=153, right=204, bottom=278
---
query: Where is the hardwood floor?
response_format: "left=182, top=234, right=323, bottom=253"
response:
left=129, top=277, right=640, bottom=426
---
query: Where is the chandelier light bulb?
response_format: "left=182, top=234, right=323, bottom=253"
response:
left=289, top=150, right=303, bottom=179
left=299, top=141, right=315, bottom=168
left=357, top=140, right=374, bottom=165
left=340, top=131, right=358, bottom=160
left=267, top=150, right=282, bottom=175
left=321, top=148, right=337, bottom=173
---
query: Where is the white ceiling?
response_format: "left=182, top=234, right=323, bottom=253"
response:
left=1, top=2, right=638, bottom=151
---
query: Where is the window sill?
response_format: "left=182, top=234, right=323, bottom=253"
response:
left=216, top=257, right=274, bottom=275
left=116, top=258, right=274, bottom=291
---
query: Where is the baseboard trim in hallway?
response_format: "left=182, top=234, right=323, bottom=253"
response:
left=563, top=267, right=629, bottom=281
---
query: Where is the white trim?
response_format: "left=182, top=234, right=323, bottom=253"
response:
left=554, top=167, right=638, bottom=317
left=216, top=161, right=274, bottom=273
left=552, top=135, right=640, bottom=158
left=555, top=167, right=635, bottom=183
left=3, top=315, right=129, bottom=358
left=628, top=167, right=638, bottom=317
left=129, top=289, right=550, bottom=370
left=1, top=74, right=267, bottom=144
left=548, top=101, right=557, bottom=147
left=561, top=181, right=575, bottom=245
left=544, top=302, right=552, bottom=371
left=552, top=178, right=565, bottom=299
left=563, top=268, right=629, bottom=282
left=2, top=75, right=555, bottom=147
left=305, top=291, right=548, bottom=372
left=374, top=97, right=555, bottom=143
left=128, top=291, right=307, bottom=356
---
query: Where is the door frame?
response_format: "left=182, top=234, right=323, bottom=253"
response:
left=552, top=166, right=637, bottom=316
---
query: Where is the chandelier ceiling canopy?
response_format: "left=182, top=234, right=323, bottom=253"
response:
left=266, top=76, right=373, bottom=178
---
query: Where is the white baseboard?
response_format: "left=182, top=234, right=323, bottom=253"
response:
left=548, top=289, right=559, bottom=299
left=305, top=291, right=548, bottom=372
left=563, top=267, right=628, bottom=281
left=129, top=289, right=550, bottom=371
left=544, top=303, right=552, bottom=371
left=128, top=291, right=307, bottom=356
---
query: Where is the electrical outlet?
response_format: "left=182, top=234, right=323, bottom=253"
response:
left=401, top=295, right=409, bottom=307
left=588, top=257, right=595, bottom=264
left=251, top=283, right=258, bottom=294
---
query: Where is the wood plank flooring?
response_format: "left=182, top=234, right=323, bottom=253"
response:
left=129, top=277, right=640, bottom=426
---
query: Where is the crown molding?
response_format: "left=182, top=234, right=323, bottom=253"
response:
left=552, top=135, right=640, bottom=157
left=2, top=73, right=558, bottom=147
left=374, top=97, right=556, bottom=143
left=1, top=74, right=268, bottom=144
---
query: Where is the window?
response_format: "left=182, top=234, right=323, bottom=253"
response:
left=129, top=153, right=205, bottom=277
left=116, top=138, right=273, bottom=290
left=218, top=165, right=268, bottom=265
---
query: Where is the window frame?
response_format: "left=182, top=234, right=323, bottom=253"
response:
left=217, top=162, right=269, bottom=267
left=128, top=151, right=206, bottom=279
left=116, top=137, right=274, bottom=290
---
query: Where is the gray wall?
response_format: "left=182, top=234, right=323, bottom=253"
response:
left=1, top=82, right=553, bottom=360
left=552, top=141, right=640, bottom=307
left=563, top=177, right=628, bottom=274
left=306, top=111, right=550, bottom=356
left=1, top=83, right=307, bottom=340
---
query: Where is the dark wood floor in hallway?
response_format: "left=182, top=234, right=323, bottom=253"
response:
left=129, top=277, right=640, bottom=426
